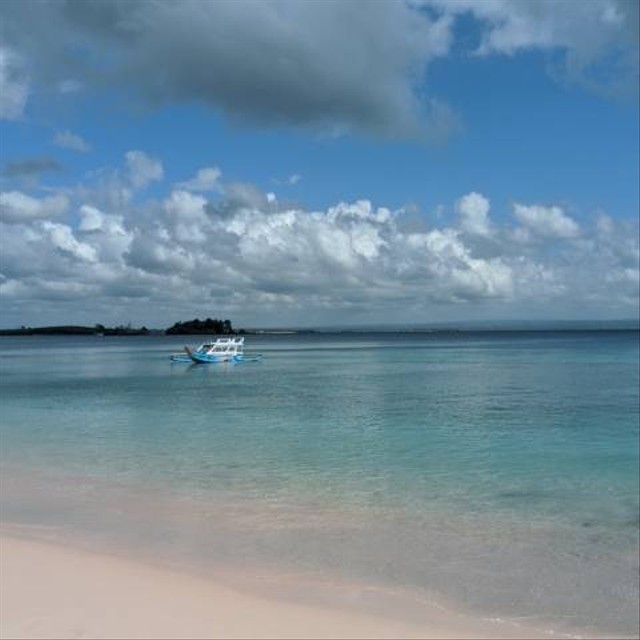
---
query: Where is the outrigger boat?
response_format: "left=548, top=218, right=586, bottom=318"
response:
left=170, top=337, right=261, bottom=364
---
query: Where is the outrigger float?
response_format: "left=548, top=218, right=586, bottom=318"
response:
left=170, top=337, right=262, bottom=364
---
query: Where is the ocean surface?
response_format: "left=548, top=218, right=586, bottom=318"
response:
left=1, top=331, right=638, bottom=637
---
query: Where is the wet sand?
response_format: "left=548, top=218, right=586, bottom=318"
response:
left=0, top=535, right=558, bottom=639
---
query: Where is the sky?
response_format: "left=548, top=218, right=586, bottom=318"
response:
left=0, top=0, right=638, bottom=329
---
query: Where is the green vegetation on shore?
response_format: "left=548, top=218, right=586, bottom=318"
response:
left=3, top=319, right=635, bottom=337
left=0, top=324, right=150, bottom=336
left=165, top=318, right=239, bottom=335
left=0, top=318, right=240, bottom=336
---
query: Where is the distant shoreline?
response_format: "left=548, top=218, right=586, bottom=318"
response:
left=0, top=325, right=637, bottom=336
left=0, top=326, right=150, bottom=337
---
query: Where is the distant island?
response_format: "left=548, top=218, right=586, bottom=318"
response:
left=0, top=318, right=241, bottom=336
left=165, top=318, right=240, bottom=335
left=2, top=318, right=635, bottom=337
left=0, top=324, right=150, bottom=336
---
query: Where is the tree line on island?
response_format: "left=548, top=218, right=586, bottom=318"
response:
left=0, top=324, right=150, bottom=336
left=0, top=318, right=241, bottom=336
left=165, top=318, right=241, bottom=335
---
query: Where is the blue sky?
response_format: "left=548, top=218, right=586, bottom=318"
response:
left=0, top=0, right=638, bottom=328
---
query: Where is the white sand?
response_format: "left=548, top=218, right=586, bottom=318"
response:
left=0, top=535, right=556, bottom=639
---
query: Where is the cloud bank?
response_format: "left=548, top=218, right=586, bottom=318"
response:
left=0, top=153, right=637, bottom=327
left=0, top=0, right=636, bottom=134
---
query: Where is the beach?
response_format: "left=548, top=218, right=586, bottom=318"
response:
left=1, top=534, right=569, bottom=640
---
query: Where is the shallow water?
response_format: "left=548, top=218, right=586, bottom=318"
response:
left=1, top=331, right=638, bottom=636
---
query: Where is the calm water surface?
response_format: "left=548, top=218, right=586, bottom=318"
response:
left=1, top=331, right=638, bottom=636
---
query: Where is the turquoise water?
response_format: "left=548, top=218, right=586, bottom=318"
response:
left=1, top=331, right=638, bottom=636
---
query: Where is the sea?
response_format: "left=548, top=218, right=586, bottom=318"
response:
left=1, top=330, right=638, bottom=637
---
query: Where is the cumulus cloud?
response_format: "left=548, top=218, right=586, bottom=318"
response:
left=76, top=205, right=131, bottom=265
left=125, top=150, right=164, bottom=189
left=78, top=205, right=105, bottom=233
left=0, top=161, right=637, bottom=326
left=53, top=130, right=91, bottom=152
left=41, top=221, right=97, bottom=263
left=0, top=0, right=456, bottom=140
left=208, top=182, right=275, bottom=217
left=513, top=203, right=581, bottom=240
left=177, top=167, right=222, bottom=192
left=433, top=0, right=637, bottom=55
left=456, top=192, right=492, bottom=236
left=125, top=230, right=196, bottom=276
left=429, top=0, right=639, bottom=98
left=0, top=0, right=635, bottom=144
left=0, top=191, right=69, bottom=223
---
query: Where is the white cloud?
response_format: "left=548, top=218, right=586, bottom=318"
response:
left=125, top=151, right=164, bottom=189
left=78, top=205, right=104, bottom=232
left=77, top=205, right=131, bottom=264
left=53, top=130, right=91, bottom=152
left=177, top=167, right=222, bottom=192
left=125, top=231, right=195, bottom=275
left=0, top=47, right=28, bottom=120
left=164, top=190, right=208, bottom=223
left=41, top=221, right=97, bottom=263
left=428, top=0, right=639, bottom=97
left=456, top=192, right=492, bottom=236
left=288, top=174, right=301, bottom=185
left=596, top=213, right=615, bottom=235
left=0, top=0, right=634, bottom=147
left=0, top=191, right=69, bottom=223
left=443, top=0, right=631, bottom=56
left=0, top=1, right=457, bottom=141
left=0, top=0, right=635, bottom=151
left=0, top=172, right=637, bottom=326
left=327, top=200, right=393, bottom=224
left=513, top=203, right=581, bottom=239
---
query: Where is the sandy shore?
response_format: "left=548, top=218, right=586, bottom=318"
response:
left=0, top=535, right=567, bottom=639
